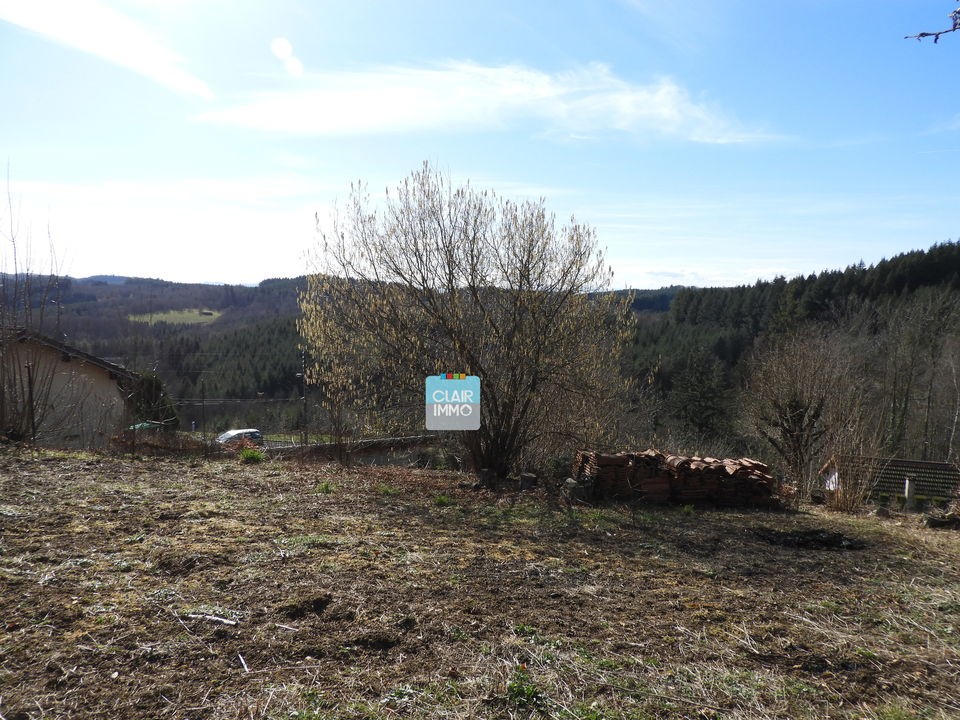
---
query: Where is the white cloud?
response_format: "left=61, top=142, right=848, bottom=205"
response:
left=0, top=0, right=213, bottom=99
left=270, top=37, right=293, bottom=61
left=270, top=36, right=303, bottom=77
left=284, top=57, right=304, bottom=77
left=198, top=61, right=769, bottom=143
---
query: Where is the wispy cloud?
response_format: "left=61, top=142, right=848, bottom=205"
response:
left=0, top=0, right=213, bottom=98
left=925, top=113, right=960, bottom=135
left=198, top=61, right=771, bottom=144
left=619, top=0, right=728, bottom=52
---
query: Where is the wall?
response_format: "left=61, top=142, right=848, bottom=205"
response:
left=1, top=338, right=130, bottom=448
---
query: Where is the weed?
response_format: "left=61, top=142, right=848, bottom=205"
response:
left=681, top=503, right=695, bottom=516
left=434, top=494, right=454, bottom=507
left=784, top=679, right=818, bottom=698
left=376, top=484, right=401, bottom=496
left=514, top=623, right=538, bottom=637
left=381, top=685, right=418, bottom=712
left=239, top=447, right=264, bottom=464
left=594, top=657, right=619, bottom=671
left=316, top=480, right=333, bottom=494
left=446, top=626, right=470, bottom=641
left=875, top=705, right=922, bottom=720
left=565, top=706, right=611, bottom=720
left=506, top=665, right=545, bottom=709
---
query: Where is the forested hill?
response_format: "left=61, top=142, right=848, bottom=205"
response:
left=630, top=240, right=960, bottom=461
left=12, top=239, right=960, bottom=453
left=670, top=241, right=960, bottom=332
left=46, top=276, right=308, bottom=403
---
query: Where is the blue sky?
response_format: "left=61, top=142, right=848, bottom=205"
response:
left=1, top=1, right=958, bottom=288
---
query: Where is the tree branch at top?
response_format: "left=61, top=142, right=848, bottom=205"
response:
left=906, top=5, right=960, bottom=43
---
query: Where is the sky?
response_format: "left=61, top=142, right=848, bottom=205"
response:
left=1, top=1, right=958, bottom=289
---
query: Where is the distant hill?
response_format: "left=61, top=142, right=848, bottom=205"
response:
left=75, top=275, right=131, bottom=285
left=13, top=239, right=958, bottom=450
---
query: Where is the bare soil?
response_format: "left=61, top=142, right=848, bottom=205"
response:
left=1, top=449, right=958, bottom=719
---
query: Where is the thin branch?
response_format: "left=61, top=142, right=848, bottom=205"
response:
left=905, top=28, right=958, bottom=43
left=906, top=7, right=960, bottom=43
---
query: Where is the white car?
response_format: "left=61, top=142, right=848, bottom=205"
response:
left=215, top=428, right=264, bottom=445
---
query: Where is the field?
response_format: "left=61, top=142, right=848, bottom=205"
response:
left=1, top=450, right=959, bottom=719
left=128, top=308, right=222, bottom=325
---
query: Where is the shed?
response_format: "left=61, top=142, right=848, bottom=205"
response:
left=820, top=455, right=960, bottom=504
left=1, top=329, right=142, bottom=448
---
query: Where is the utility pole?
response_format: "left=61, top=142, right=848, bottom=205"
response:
left=24, top=361, right=35, bottom=443
left=297, top=350, right=308, bottom=447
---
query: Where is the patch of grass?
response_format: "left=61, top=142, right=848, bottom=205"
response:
left=875, top=705, right=923, bottom=720
left=513, top=623, right=538, bottom=637
left=433, top=494, right=454, bottom=507
left=275, top=534, right=339, bottom=550
left=376, top=484, right=401, bottom=496
left=316, top=481, right=333, bottom=494
left=506, top=665, right=546, bottom=709
left=563, top=706, right=611, bottom=720
left=287, top=693, right=338, bottom=720
left=239, top=447, right=264, bottom=464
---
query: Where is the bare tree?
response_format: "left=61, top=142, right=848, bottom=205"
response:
left=0, top=178, right=64, bottom=441
left=822, top=340, right=885, bottom=513
left=906, top=3, right=960, bottom=43
left=942, top=336, right=960, bottom=464
left=869, top=289, right=958, bottom=459
left=741, top=328, right=848, bottom=500
left=299, top=162, right=636, bottom=477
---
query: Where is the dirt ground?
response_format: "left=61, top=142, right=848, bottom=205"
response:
left=1, top=448, right=958, bottom=719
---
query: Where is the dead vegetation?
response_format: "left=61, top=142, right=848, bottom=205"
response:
left=1, top=448, right=959, bottom=719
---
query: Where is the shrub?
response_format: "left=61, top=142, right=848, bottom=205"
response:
left=239, top=447, right=264, bottom=464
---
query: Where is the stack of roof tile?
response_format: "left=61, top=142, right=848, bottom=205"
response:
left=571, top=449, right=780, bottom=508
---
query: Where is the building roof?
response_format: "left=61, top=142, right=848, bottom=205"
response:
left=3, top=328, right=141, bottom=384
left=826, top=455, right=960, bottom=500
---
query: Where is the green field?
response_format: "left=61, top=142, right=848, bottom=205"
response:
left=128, top=308, right=222, bottom=325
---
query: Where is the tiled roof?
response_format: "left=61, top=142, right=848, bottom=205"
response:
left=833, top=456, right=960, bottom=500
left=3, top=328, right=140, bottom=383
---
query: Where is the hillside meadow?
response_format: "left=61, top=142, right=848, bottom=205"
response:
left=0, top=449, right=958, bottom=719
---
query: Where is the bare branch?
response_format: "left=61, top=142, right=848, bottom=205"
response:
left=906, top=5, right=960, bottom=42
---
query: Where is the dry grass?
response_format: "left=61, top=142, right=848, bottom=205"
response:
left=0, top=448, right=958, bottom=719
